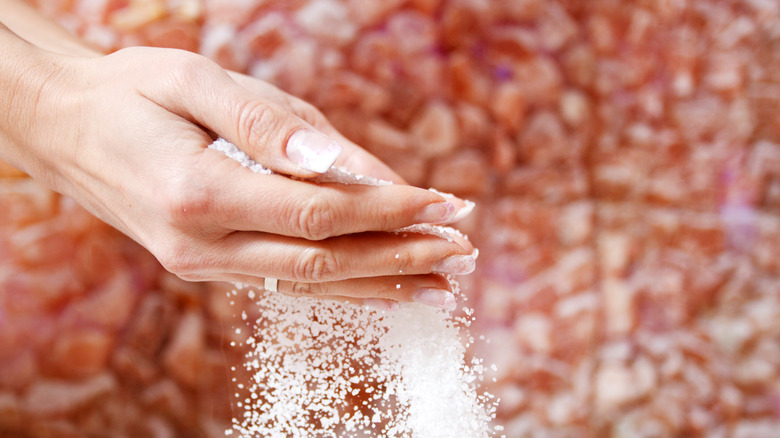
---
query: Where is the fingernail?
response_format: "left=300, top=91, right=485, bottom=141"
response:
left=452, top=200, right=475, bottom=222
left=414, top=202, right=456, bottom=224
left=286, top=129, right=342, bottom=173
left=433, top=254, right=476, bottom=275
left=365, top=299, right=398, bottom=311
left=413, top=288, right=456, bottom=310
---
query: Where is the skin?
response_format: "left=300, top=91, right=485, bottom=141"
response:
left=0, top=1, right=475, bottom=308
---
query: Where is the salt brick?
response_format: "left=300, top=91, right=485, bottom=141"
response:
left=49, top=329, right=113, bottom=379
left=537, top=3, right=578, bottom=52
left=491, top=82, right=526, bottom=132
left=562, top=44, right=596, bottom=87
left=365, top=118, right=409, bottom=150
left=143, top=19, right=200, bottom=52
left=241, top=12, right=291, bottom=58
left=602, top=279, right=635, bottom=336
left=141, top=379, right=190, bottom=422
left=67, top=272, right=137, bottom=330
left=21, top=373, right=116, bottom=417
left=455, top=103, right=492, bottom=149
left=514, top=57, right=563, bottom=107
left=588, top=15, right=617, bottom=54
left=595, top=361, right=640, bottom=413
left=428, top=150, right=490, bottom=196
left=733, top=356, right=776, bottom=388
left=0, top=180, right=57, bottom=226
left=488, top=25, right=538, bottom=57
left=110, top=0, right=166, bottom=31
left=0, top=351, right=38, bottom=390
left=144, top=415, right=176, bottom=438
left=295, top=0, right=356, bottom=46
left=448, top=52, right=492, bottom=105
left=124, top=294, right=175, bottom=356
left=163, top=310, right=206, bottom=388
left=410, top=101, right=459, bottom=159
left=513, top=313, right=551, bottom=354
left=200, top=25, right=249, bottom=72
left=491, top=132, right=517, bottom=174
left=347, top=0, right=404, bottom=27
left=0, top=392, right=20, bottom=429
left=112, top=346, right=158, bottom=383
left=517, top=111, right=570, bottom=166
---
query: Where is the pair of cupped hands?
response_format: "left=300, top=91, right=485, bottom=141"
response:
left=0, top=21, right=475, bottom=311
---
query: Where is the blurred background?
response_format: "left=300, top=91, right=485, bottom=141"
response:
left=1, top=0, right=780, bottom=436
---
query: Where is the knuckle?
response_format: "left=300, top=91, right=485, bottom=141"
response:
left=162, top=175, right=214, bottom=226
left=296, top=197, right=337, bottom=241
left=156, top=241, right=202, bottom=280
left=288, top=281, right=325, bottom=297
left=395, top=250, right=416, bottom=274
left=294, top=247, right=338, bottom=282
left=235, top=100, right=281, bottom=148
left=165, top=52, right=214, bottom=89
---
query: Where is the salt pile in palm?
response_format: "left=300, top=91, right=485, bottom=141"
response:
left=211, top=139, right=499, bottom=437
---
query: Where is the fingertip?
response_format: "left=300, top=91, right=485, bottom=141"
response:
left=286, top=129, right=343, bottom=174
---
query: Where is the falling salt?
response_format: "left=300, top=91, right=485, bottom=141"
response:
left=210, top=139, right=500, bottom=437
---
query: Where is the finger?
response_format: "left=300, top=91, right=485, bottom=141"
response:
left=149, top=53, right=342, bottom=178
left=200, top=231, right=476, bottom=283
left=222, top=273, right=456, bottom=310
left=196, top=149, right=461, bottom=238
left=227, top=70, right=407, bottom=184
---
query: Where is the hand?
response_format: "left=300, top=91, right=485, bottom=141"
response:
left=0, top=35, right=475, bottom=308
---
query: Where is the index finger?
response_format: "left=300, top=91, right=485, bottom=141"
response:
left=196, top=148, right=458, bottom=239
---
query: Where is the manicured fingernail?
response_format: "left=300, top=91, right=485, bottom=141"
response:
left=414, top=202, right=456, bottom=224
left=413, top=288, right=456, bottom=310
left=286, top=129, right=342, bottom=173
left=452, top=200, right=475, bottom=222
left=433, top=254, right=476, bottom=275
left=365, top=299, right=398, bottom=311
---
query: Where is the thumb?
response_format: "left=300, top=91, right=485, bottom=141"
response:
left=149, top=54, right=342, bottom=177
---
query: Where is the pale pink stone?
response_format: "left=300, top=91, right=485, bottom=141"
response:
left=491, top=82, right=526, bottom=132
left=163, top=310, right=206, bottom=388
left=410, top=101, right=459, bottom=158
left=49, top=329, right=113, bottom=378
left=0, top=392, right=20, bottom=430
left=21, top=373, right=116, bottom=417
left=428, top=150, right=490, bottom=196
left=141, top=379, right=190, bottom=421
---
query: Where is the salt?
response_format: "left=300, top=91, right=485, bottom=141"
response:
left=210, top=139, right=499, bottom=437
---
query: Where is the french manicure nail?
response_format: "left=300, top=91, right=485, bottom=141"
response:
left=452, top=200, right=475, bottom=222
left=413, top=288, right=456, bottom=310
left=365, top=299, right=398, bottom=311
left=414, top=202, right=456, bottom=224
left=286, top=129, right=343, bottom=173
left=433, top=254, right=476, bottom=275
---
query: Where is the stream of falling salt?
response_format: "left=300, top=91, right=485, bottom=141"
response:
left=210, top=139, right=500, bottom=437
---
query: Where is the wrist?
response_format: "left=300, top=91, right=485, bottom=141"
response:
left=0, top=26, right=75, bottom=187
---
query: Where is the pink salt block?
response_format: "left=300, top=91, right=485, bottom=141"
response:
left=163, top=310, right=206, bottom=388
left=428, top=150, right=490, bottom=196
left=21, top=373, right=117, bottom=417
left=48, top=329, right=113, bottom=378
left=491, top=82, right=526, bottom=132
left=410, top=101, right=459, bottom=158
left=143, top=19, right=200, bottom=52
left=0, top=392, right=20, bottom=430
left=66, top=272, right=138, bottom=330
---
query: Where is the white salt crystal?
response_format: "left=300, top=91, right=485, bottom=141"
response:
left=211, top=139, right=498, bottom=436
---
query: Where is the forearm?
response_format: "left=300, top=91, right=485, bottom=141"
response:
left=0, top=0, right=101, bottom=57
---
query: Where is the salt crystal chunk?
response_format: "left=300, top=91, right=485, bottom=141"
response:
left=410, top=101, right=459, bottom=158
left=21, top=373, right=116, bottom=417
left=163, top=311, right=206, bottom=388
